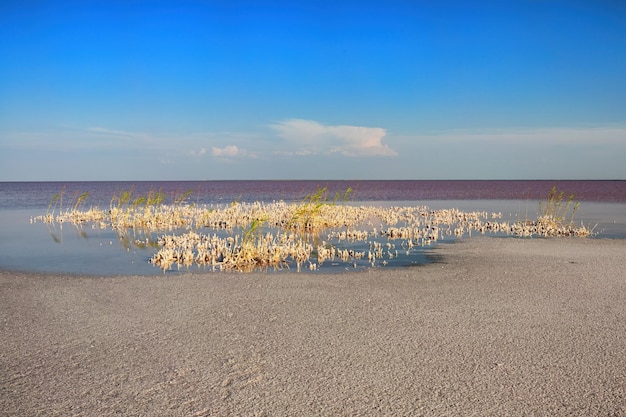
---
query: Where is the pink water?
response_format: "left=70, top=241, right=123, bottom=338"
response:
left=1, top=180, right=625, bottom=210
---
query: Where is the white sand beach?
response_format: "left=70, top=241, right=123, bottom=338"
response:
left=2, top=237, right=626, bottom=416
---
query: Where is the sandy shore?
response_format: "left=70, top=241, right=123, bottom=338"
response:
left=2, top=237, right=626, bottom=416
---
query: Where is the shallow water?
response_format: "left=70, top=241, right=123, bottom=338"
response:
left=1, top=200, right=624, bottom=276
left=1, top=181, right=625, bottom=276
left=0, top=209, right=159, bottom=275
left=418, top=200, right=626, bottom=239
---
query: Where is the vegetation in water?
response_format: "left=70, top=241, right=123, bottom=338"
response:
left=517, top=186, right=590, bottom=237
left=540, top=186, right=580, bottom=227
left=32, top=184, right=592, bottom=273
left=287, top=186, right=353, bottom=233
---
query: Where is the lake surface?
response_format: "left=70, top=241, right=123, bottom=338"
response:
left=1, top=180, right=625, bottom=275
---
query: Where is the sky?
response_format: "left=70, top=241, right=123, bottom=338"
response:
left=1, top=0, right=625, bottom=181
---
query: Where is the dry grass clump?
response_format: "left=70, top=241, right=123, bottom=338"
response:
left=285, top=186, right=353, bottom=233
left=149, top=229, right=313, bottom=272
left=515, top=186, right=591, bottom=237
left=146, top=204, right=510, bottom=271
left=32, top=185, right=592, bottom=272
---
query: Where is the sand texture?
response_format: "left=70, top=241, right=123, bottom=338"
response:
left=2, top=237, right=626, bottom=416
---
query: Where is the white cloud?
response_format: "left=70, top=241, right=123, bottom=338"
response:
left=417, top=126, right=626, bottom=145
left=270, top=119, right=397, bottom=157
left=86, top=127, right=140, bottom=138
left=0, top=126, right=154, bottom=152
left=212, top=145, right=241, bottom=157
left=189, top=147, right=207, bottom=157
left=273, top=149, right=314, bottom=157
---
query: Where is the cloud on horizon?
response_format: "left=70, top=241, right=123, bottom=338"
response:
left=86, top=127, right=142, bottom=139
left=211, top=145, right=242, bottom=157
left=2, top=123, right=625, bottom=181
left=412, top=126, right=626, bottom=145
left=189, top=147, right=207, bottom=157
left=269, top=119, right=398, bottom=157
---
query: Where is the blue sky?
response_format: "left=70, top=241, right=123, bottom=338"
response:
left=1, top=1, right=625, bottom=180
